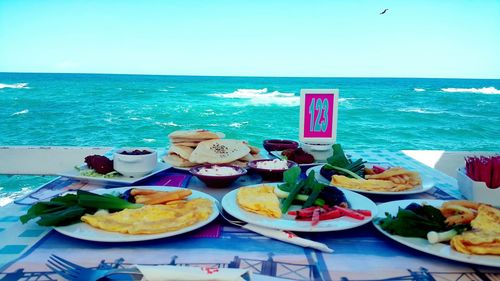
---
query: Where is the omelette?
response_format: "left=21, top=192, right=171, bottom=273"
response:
left=237, top=185, right=282, bottom=218
left=81, top=198, right=213, bottom=235
left=450, top=205, right=500, bottom=255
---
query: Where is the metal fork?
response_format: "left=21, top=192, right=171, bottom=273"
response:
left=215, top=201, right=246, bottom=227
left=46, top=255, right=141, bottom=281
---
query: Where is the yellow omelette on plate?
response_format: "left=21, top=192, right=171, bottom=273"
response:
left=81, top=198, right=213, bottom=235
left=450, top=204, right=500, bottom=255
left=236, top=185, right=282, bottom=218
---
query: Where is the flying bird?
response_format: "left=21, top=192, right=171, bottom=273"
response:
left=380, top=9, right=388, bottom=15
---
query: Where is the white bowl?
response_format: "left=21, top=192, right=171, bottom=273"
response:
left=113, top=148, right=158, bottom=178
left=457, top=167, right=499, bottom=206
left=301, top=142, right=333, bottom=161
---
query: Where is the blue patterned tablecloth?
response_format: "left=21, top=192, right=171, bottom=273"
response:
left=1, top=150, right=498, bottom=281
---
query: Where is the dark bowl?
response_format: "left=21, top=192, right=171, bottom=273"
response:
left=263, top=139, right=299, bottom=152
left=190, top=164, right=247, bottom=188
left=248, top=159, right=298, bottom=181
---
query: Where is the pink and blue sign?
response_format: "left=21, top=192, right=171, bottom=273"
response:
left=299, top=89, right=339, bottom=143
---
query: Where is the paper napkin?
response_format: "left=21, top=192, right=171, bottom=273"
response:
left=242, top=224, right=334, bottom=253
left=137, top=265, right=252, bottom=281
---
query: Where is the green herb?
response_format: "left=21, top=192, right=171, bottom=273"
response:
left=378, top=204, right=450, bottom=238
left=324, top=144, right=365, bottom=178
left=20, top=190, right=143, bottom=227
left=279, top=166, right=305, bottom=213
left=427, top=224, right=470, bottom=244
left=327, top=144, right=350, bottom=167
left=77, top=190, right=142, bottom=210
left=302, top=180, right=325, bottom=208
left=278, top=166, right=301, bottom=192
left=274, top=188, right=325, bottom=206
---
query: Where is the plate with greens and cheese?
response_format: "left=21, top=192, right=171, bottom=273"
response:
left=306, top=144, right=434, bottom=195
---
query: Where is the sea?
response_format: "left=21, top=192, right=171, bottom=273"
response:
left=1, top=72, right=499, bottom=203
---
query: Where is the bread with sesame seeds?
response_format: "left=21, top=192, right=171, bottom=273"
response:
left=189, top=139, right=250, bottom=164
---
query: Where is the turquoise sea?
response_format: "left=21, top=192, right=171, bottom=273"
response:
left=1, top=73, right=499, bottom=201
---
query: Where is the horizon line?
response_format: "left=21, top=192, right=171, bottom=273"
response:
left=0, top=71, right=499, bottom=80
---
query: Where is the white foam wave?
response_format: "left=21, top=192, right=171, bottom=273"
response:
left=441, top=87, right=500, bottom=94
left=11, top=109, right=29, bottom=116
left=398, top=108, right=443, bottom=115
left=414, top=88, right=426, bottom=92
left=158, top=89, right=169, bottom=92
left=155, top=121, right=180, bottom=127
left=142, top=138, right=156, bottom=143
left=210, top=88, right=299, bottom=106
left=0, top=83, right=29, bottom=89
left=229, top=122, right=249, bottom=128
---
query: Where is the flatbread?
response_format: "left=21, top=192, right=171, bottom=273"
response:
left=162, top=154, right=197, bottom=167
left=189, top=139, right=250, bottom=164
left=168, top=130, right=224, bottom=140
left=170, top=141, right=200, bottom=148
left=239, top=153, right=255, bottom=162
left=247, top=145, right=260, bottom=155
left=168, top=145, right=194, bottom=160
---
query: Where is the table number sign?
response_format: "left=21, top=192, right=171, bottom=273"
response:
left=299, top=89, right=339, bottom=144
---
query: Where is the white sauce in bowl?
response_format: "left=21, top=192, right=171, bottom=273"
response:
left=197, top=166, right=240, bottom=176
left=256, top=159, right=289, bottom=170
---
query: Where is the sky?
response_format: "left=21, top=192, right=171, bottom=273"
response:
left=0, top=0, right=499, bottom=79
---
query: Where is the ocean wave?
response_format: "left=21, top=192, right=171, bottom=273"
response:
left=158, top=89, right=169, bottom=92
left=210, top=88, right=299, bottom=106
left=229, top=122, right=249, bottom=128
left=142, top=138, right=156, bottom=143
left=441, top=87, right=500, bottom=94
left=11, top=109, right=29, bottom=116
left=414, top=88, right=426, bottom=92
left=0, top=82, right=29, bottom=89
left=397, top=108, right=443, bottom=115
left=155, top=121, right=180, bottom=127
left=397, top=108, right=478, bottom=118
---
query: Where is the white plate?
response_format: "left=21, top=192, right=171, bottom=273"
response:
left=373, top=199, right=500, bottom=267
left=222, top=183, right=377, bottom=232
left=53, top=186, right=219, bottom=242
left=57, top=162, right=171, bottom=185
left=307, top=165, right=434, bottom=195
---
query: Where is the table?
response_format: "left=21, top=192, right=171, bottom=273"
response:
left=0, top=149, right=498, bottom=281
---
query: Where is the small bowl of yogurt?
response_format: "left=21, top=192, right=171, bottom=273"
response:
left=190, top=164, right=247, bottom=188
left=248, top=159, right=298, bottom=181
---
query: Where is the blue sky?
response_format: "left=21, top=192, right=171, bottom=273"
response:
left=1, top=0, right=499, bottom=78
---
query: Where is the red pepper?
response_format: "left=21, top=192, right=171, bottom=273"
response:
left=318, top=209, right=343, bottom=220
left=372, top=165, right=386, bottom=174
left=311, top=208, right=321, bottom=226
left=334, top=206, right=366, bottom=220
left=353, top=209, right=372, bottom=216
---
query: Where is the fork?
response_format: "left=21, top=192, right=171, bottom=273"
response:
left=46, top=255, right=141, bottom=281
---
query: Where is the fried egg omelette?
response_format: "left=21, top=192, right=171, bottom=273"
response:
left=237, top=185, right=281, bottom=218
left=81, top=198, right=213, bottom=234
left=450, top=205, right=500, bottom=255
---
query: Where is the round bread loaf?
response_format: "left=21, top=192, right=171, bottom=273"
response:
left=168, top=145, right=194, bottom=160
left=189, top=139, right=250, bottom=164
left=168, top=130, right=224, bottom=140
left=163, top=154, right=197, bottom=167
